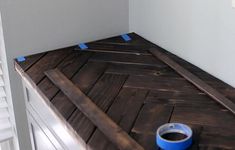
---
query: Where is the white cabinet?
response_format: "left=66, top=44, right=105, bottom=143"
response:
left=21, top=77, right=86, bottom=150
left=28, top=113, right=57, bottom=150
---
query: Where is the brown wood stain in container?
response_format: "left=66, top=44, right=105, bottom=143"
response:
left=161, top=132, right=188, bottom=141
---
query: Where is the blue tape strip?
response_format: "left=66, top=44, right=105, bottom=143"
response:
left=156, top=123, right=193, bottom=150
left=17, top=56, right=26, bottom=62
left=78, top=43, right=88, bottom=50
left=121, top=34, right=131, bottom=42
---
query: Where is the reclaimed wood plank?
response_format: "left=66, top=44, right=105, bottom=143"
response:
left=196, top=125, right=235, bottom=149
left=15, top=53, right=46, bottom=72
left=38, top=51, right=92, bottom=100
left=85, top=43, right=150, bottom=55
left=199, top=134, right=235, bottom=149
left=124, top=75, right=202, bottom=94
left=145, top=90, right=216, bottom=107
left=45, top=69, right=143, bottom=150
left=27, top=47, right=73, bottom=84
left=94, top=33, right=154, bottom=47
left=151, top=45, right=235, bottom=97
left=150, top=46, right=235, bottom=103
left=131, top=104, right=173, bottom=135
left=51, top=61, right=107, bottom=119
left=149, top=48, right=235, bottom=115
left=170, top=106, right=235, bottom=128
left=87, top=88, right=148, bottom=150
left=90, top=52, right=167, bottom=68
left=130, top=133, right=156, bottom=150
left=130, top=104, right=173, bottom=150
left=105, top=63, right=180, bottom=78
left=14, top=33, right=235, bottom=150
left=189, top=125, right=203, bottom=150
left=68, top=73, right=127, bottom=142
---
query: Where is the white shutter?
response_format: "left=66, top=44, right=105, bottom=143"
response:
left=0, top=64, right=13, bottom=143
left=0, top=12, right=17, bottom=150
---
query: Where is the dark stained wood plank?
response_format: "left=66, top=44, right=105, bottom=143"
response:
left=68, top=73, right=127, bottom=142
left=51, top=61, right=107, bottom=119
left=105, top=63, right=180, bottom=78
left=145, top=90, right=217, bottom=107
left=196, top=125, right=235, bottom=149
left=15, top=52, right=47, bottom=72
left=26, top=47, right=73, bottom=84
left=151, top=45, right=235, bottom=103
left=14, top=33, right=235, bottom=150
left=131, top=104, right=173, bottom=135
left=124, top=75, right=202, bottom=94
left=151, top=45, right=235, bottom=101
left=130, top=133, right=156, bottom=150
left=90, top=52, right=167, bottom=68
left=170, top=106, right=235, bottom=129
left=221, top=89, right=235, bottom=103
left=130, top=104, right=173, bottom=150
left=199, top=145, right=233, bottom=150
left=87, top=88, right=148, bottom=150
left=189, top=125, right=203, bottom=150
left=84, top=42, right=151, bottom=55
left=199, top=134, right=235, bottom=149
left=38, top=51, right=92, bottom=100
left=197, top=128, right=235, bottom=149
left=149, top=48, right=235, bottom=115
left=45, top=69, right=143, bottom=150
left=94, top=33, right=154, bottom=47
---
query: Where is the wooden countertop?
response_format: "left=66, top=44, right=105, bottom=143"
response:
left=15, top=33, right=235, bottom=150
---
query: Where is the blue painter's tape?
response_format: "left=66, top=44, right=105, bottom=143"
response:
left=78, top=43, right=88, bottom=50
left=156, top=123, right=193, bottom=150
left=121, top=34, right=131, bottom=42
left=17, top=56, right=26, bottom=62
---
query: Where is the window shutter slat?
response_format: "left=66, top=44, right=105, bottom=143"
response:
left=0, top=118, right=12, bottom=131
left=0, top=62, right=13, bottom=143
left=0, top=108, right=10, bottom=119
left=0, top=87, right=6, bottom=98
left=0, top=67, right=2, bottom=75
left=0, top=98, right=7, bottom=108
left=0, top=129, right=13, bottom=142
left=0, top=15, right=15, bottom=148
left=0, top=76, right=4, bottom=87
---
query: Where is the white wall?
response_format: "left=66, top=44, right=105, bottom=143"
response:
left=0, top=0, right=129, bottom=149
left=130, top=0, right=235, bottom=87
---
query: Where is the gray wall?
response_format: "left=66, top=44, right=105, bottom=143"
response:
left=0, top=0, right=129, bottom=149
left=130, top=0, right=235, bottom=87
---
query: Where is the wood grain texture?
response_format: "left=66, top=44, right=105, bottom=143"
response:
left=105, top=63, right=180, bottom=78
left=149, top=48, right=235, bottom=115
left=131, top=104, right=173, bottom=150
left=145, top=90, right=216, bottom=107
left=76, top=42, right=151, bottom=55
left=68, top=73, right=127, bottom=142
left=171, top=106, right=235, bottom=128
left=51, top=61, right=107, bottom=119
left=14, top=33, right=235, bottom=150
left=38, top=51, right=92, bottom=100
left=45, top=69, right=144, bottom=150
left=90, top=52, right=166, bottom=68
left=87, top=88, right=148, bottom=150
left=124, top=75, right=201, bottom=94
left=94, top=33, right=154, bottom=47
left=15, top=53, right=46, bottom=72
left=27, top=47, right=73, bottom=84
